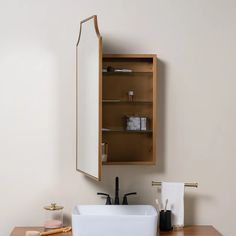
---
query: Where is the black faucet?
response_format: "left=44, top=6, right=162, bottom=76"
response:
left=97, top=176, right=137, bottom=205
left=114, top=176, right=119, bottom=205
left=97, top=192, right=112, bottom=205
left=122, top=192, right=137, bottom=205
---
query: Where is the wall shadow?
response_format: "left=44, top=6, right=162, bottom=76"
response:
left=102, top=38, right=168, bottom=175
left=155, top=59, right=167, bottom=174
left=185, top=193, right=197, bottom=225
left=185, top=193, right=213, bottom=225
left=102, top=34, right=144, bottom=53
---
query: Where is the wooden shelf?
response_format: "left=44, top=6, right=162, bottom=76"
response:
left=102, top=128, right=152, bottom=133
left=103, top=161, right=155, bottom=165
left=103, top=71, right=153, bottom=75
left=102, top=100, right=152, bottom=104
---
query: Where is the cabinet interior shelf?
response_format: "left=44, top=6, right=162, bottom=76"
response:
left=102, top=100, right=152, bottom=104
left=103, top=71, right=152, bottom=75
left=102, top=128, right=152, bottom=133
left=102, top=161, right=155, bottom=165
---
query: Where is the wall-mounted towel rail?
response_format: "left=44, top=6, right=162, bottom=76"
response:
left=152, top=181, right=198, bottom=188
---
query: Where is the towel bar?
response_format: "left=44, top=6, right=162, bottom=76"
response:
left=152, top=181, right=198, bottom=188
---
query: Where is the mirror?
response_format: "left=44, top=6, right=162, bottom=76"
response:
left=76, top=15, right=102, bottom=180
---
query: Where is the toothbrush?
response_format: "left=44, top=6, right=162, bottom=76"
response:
left=155, top=199, right=161, bottom=211
left=164, top=199, right=168, bottom=212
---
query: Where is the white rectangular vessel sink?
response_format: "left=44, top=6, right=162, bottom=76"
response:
left=72, top=205, right=158, bottom=236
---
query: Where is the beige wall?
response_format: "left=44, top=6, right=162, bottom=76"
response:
left=0, top=0, right=235, bottom=235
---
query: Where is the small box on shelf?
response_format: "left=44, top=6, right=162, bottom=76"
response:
left=125, top=115, right=149, bottom=131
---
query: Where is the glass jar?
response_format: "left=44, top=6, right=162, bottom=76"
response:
left=44, top=203, right=63, bottom=229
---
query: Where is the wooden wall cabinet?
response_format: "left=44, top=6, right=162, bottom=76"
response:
left=76, top=15, right=157, bottom=181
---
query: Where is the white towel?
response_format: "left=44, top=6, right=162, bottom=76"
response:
left=161, top=182, right=185, bottom=227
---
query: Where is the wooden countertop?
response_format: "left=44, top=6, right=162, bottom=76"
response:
left=10, top=226, right=222, bottom=236
left=160, top=226, right=222, bottom=235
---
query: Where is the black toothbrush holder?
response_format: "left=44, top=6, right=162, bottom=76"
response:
left=159, top=210, right=173, bottom=231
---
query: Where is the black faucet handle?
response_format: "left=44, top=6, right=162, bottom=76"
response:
left=122, top=192, right=137, bottom=205
left=97, top=192, right=112, bottom=205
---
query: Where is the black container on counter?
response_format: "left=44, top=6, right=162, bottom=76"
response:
left=159, top=210, right=173, bottom=231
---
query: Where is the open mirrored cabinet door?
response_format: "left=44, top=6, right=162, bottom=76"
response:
left=76, top=15, right=102, bottom=181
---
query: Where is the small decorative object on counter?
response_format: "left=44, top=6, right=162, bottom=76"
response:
left=128, top=90, right=134, bottom=101
left=44, top=203, right=63, bottom=229
left=102, top=142, right=108, bottom=162
left=25, top=227, right=71, bottom=236
left=160, top=210, right=172, bottom=231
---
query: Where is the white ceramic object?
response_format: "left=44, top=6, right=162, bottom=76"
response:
left=72, top=205, right=158, bottom=236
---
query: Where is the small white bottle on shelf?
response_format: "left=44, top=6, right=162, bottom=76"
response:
left=128, top=90, right=134, bottom=101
